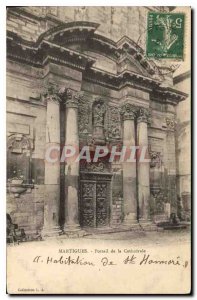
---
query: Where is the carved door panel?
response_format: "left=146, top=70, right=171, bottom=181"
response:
left=80, top=182, right=95, bottom=227
left=80, top=180, right=109, bottom=228
left=96, top=182, right=108, bottom=227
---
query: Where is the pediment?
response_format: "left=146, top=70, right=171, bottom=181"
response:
left=37, top=22, right=158, bottom=78
left=83, top=51, right=117, bottom=74
left=81, top=50, right=148, bottom=76
left=7, top=20, right=162, bottom=82
left=117, top=55, right=149, bottom=76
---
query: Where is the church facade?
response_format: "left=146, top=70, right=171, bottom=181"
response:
left=6, top=7, right=189, bottom=238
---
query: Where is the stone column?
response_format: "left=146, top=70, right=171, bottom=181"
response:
left=137, top=108, right=151, bottom=223
left=165, top=117, right=177, bottom=214
left=42, top=85, right=61, bottom=237
left=64, top=89, right=80, bottom=232
left=121, top=104, right=138, bottom=226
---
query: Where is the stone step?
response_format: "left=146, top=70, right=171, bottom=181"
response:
left=139, top=223, right=163, bottom=232
left=83, top=223, right=161, bottom=235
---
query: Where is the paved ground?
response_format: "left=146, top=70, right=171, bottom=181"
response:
left=85, top=228, right=191, bottom=245
left=7, top=227, right=190, bottom=247
left=11, top=228, right=191, bottom=246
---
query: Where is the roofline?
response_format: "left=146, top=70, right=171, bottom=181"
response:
left=174, top=71, right=191, bottom=84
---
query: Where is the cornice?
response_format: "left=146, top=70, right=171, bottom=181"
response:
left=7, top=19, right=158, bottom=77
left=7, top=33, right=96, bottom=71
left=173, top=71, right=191, bottom=84
left=84, top=67, right=160, bottom=91
left=150, top=86, right=188, bottom=105
left=38, top=21, right=100, bottom=45
left=7, top=20, right=188, bottom=104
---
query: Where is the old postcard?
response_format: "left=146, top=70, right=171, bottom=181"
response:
left=6, top=6, right=191, bottom=294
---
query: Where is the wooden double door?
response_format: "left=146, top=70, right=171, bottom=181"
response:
left=80, top=175, right=111, bottom=228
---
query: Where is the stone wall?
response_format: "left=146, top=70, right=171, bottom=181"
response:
left=175, top=72, right=191, bottom=220
left=7, top=185, right=45, bottom=237
left=149, top=99, right=178, bottom=220
left=7, top=60, right=46, bottom=236
left=111, top=167, right=123, bottom=226
left=6, top=6, right=173, bottom=84
left=7, top=6, right=168, bottom=47
left=6, top=6, right=185, bottom=234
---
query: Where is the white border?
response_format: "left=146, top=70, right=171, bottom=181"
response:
left=1, top=3, right=7, bottom=300
left=3, top=1, right=194, bottom=6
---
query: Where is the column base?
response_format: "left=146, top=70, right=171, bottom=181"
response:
left=64, top=223, right=81, bottom=231
left=41, top=226, right=62, bottom=239
left=62, top=224, right=86, bottom=238
left=122, top=216, right=141, bottom=231
left=138, top=219, right=161, bottom=231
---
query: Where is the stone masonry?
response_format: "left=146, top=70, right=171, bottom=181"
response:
left=6, top=7, right=189, bottom=238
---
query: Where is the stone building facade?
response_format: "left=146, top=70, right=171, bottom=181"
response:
left=174, top=71, right=191, bottom=221
left=6, top=7, right=189, bottom=238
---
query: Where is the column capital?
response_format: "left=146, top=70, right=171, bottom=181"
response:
left=43, top=82, right=62, bottom=104
left=137, top=107, right=150, bottom=123
left=121, top=103, right=137, bottom=121
left=165, top=117, right=176, bottom=131
left=63, top=88, right=84, bottom=109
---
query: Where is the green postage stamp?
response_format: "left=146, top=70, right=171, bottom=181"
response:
left=146, top=12, right=185, bottom=59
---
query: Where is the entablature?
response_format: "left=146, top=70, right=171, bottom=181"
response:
left=7, top=21, right=188, bottom=105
